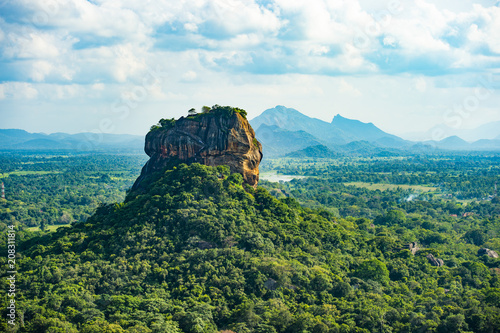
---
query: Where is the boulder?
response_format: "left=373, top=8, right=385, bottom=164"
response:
left=426, top=254, right=444, bottom=267
left=478, top=248, right=499, bottom=258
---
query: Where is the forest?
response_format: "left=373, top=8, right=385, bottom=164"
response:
left=0, top=152, right=146, bottom=229
left=0, top=151, right=499, bottom=332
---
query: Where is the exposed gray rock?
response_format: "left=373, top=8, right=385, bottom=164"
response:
left=264, top=278, right=278, bottom=290
left=408, top=242, right=420, bottom=255
left=426, top=254, right=444, bottom=267
left=478, top=248, right=499, bottom=258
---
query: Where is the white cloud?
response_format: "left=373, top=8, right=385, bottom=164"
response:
left=3, top=0, right=498, bottom=85
left=29, top=60, right=75, bottom=82
left=1, top=0, right=500, bottom=135
left=181, top=71, right=197, bottom=82
left=382, top=35, right=397, bottom=47
left=382, top=2, right=452, bottom=55
left=30, top=60, right=53, bottom=82
left=184, top=23, right=198, bottom=33
left=92, top=83, right=105, bottom=91
left=412, top=77, right=427, bottom=92
left=2, top=29, right=68, bottom=59
left=0, top=82, right=38, bottom=99
left=54, top=84, right=80, bottom=99
left=466, top=5, right=500, bottom=54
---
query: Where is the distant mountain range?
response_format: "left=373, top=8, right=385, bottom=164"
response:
left=422, top=135, right=500, bottom=151
left=0, top=129, right=144, bottom=151
left=2, top=105, right=499, bottom=155
left=250, top=106, right=500, bottom=156
left=251, top=105, right=405, bottom=145
left=405, top=121, right=500, bottom=142
left=250, top=105, right=410, bottom=156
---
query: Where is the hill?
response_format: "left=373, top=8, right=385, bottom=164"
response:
left=285, top=144, right=338, bottom=158
left=433, top=136, right=470, bottom=150
left=421, top=136, right=500, bottom=151
left=6, top=163, right=361, bottom=332
left=0, top=129, right=143, bottom=151
left=286, top=141, right=401, bottom=158
left=471, top=139, right=500, bottom=150
left=6, top=161, right=500, bottom=332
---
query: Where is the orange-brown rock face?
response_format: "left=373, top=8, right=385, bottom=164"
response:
left=134, top=112, right=263, bottom=189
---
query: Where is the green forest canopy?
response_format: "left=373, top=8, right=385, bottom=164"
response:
left=1, top=162, right=499, bottom=332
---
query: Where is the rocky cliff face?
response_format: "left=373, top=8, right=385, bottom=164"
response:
left=133, top=110, right=263, bottom=189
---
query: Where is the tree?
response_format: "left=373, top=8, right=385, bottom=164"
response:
left=440, top=314, right=465, bottom=332
left=159, top=118, right=176, bottom=128
left=374, top=210, right=406, bottom=226
left=354, top=259, right=390, bottom=284
left=188, top=108, right=197, bottom=116
left=463, top=229, right=487, bottom=246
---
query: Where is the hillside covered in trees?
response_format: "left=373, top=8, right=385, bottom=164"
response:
left=1, top=161, right=500, bottom=332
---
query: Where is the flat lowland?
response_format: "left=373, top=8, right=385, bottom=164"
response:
left=344, top=181, right=438, bottom=192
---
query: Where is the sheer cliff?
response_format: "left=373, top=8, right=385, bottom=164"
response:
left=133, top=106, right=263, bottom=190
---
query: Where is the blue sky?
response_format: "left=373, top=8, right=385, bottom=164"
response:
left=0, top=0, right=499, bottom=140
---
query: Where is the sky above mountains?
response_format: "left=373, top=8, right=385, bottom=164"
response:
left=1, top=0, right=499, bottom=139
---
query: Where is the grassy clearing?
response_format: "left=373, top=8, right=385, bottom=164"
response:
left=344, top=182, right=438, bottom=192
left=26, top=224, right=72, bottom=232
left=0, top=171, right=62, bottom=178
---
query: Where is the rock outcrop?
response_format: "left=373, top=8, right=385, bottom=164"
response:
left=133, top=107, right=263, bottom=189
left=426, top=254, right=444, bottom=267
left=408, top=242, right=420, bottom=255
left=478, top=248, right=499, bottom=258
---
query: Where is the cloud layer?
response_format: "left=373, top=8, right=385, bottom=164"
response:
left=0, top=0, right=499, bottom=135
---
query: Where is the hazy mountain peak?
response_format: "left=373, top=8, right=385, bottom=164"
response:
left=249, top=106, right=408, bottom=154
left=440, top=135, right=469, bottom=144
left=332, top=113, right=347, bottom=121
left=260, top=105, right=310, bottom=118
left=250, top=106, right=328, bottom=135
left=331, top=114, right=375, bottom=126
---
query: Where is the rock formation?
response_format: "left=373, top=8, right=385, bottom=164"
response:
left=408, top=242, right=420, bottom=255
left=478, top=248, right=499, bottom=258
left=426, top=254, right=444, bottom=267
left=133, top=107, right=263, bottom=190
